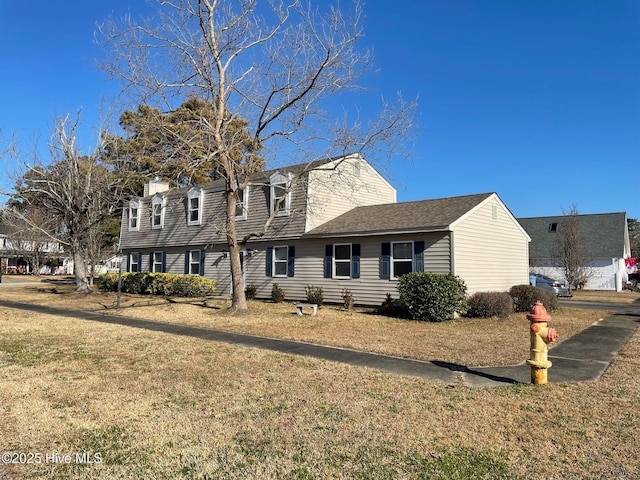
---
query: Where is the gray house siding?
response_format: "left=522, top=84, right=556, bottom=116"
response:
left=244, top=233, right=451, bottom=305
left=121, top=180, right=310, bottom=250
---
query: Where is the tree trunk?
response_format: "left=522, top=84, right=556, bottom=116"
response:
left=227, top=189, right=247, bottom=310
left=72, top=248, right=91, bottom=293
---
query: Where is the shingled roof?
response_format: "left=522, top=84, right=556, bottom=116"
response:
left=518, top=213, right=629, bottom=259
left=141, top=157, right=338, bottom=199
left=304, top=192, right=495, bottom=237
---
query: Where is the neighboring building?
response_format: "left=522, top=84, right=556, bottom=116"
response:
left=518, top=213, right=631, bottom=291
left=119, top=155, right=531, bottom=305
left=0, top=225, right=67, bottom=274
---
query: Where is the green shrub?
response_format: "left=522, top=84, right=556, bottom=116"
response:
left=245, top=284, right=257, bottom=300
left=341, top=288, right=354, bottom=311
left=466, top=291, right=513, bottom=318
left=397, top=272, right=468, bottom=322
left=271, top=283, right=286, bottom=303
left=96, top=273, right=119, bottom=292
left=305, top=285, right=324, bottom=305
left=509, top=284, right=558, bottom=312
left=97, top=272, right=216, bottom=297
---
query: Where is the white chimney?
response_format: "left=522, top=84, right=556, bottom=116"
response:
left=144, top=177, right=170, bottom=197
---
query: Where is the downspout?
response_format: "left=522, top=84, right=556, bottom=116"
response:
left=449, top=230, right=455, bottom=275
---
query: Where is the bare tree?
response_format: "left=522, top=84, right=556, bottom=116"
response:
left=99, top=0, right=415, bottom=309
left=551, top=205, right=591, bottom=292
left=6, top=113, right=126, bottom=293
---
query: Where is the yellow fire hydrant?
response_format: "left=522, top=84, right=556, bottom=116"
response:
left=526, top=301, right=559, bottom=385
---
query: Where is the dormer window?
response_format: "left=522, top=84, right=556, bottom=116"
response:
left=129, top=199, right=140, bottom=231
left=151, top=194, right=165, bottom=229
left=187, top=187, right=203, bottom=226
left=236, top=186, right=249, bottom=220
left=548, top=222, right=558, bottom=233
left=270, top=172, right=292, bottom=217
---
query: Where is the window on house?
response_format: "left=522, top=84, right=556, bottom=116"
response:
left=188, top=197, right=200, bottom=223
left=324, top=244, right=361, bottom=279
left=392, top=242, right=413, bottom=278
left=189, top=250, right=202, bottom=275
left=152, top=252, right=164, bottom=273
left=266, top=246, right=295, bottom=278
left=273, top=246, right=288, bottom=277
left=548, top=222, right=558, bottom=233
left=334, top=244, right=352, bottom=278
left=270, top=172, right=292, bottom=217
left=129, top=252, right=140, bottom=272
left=187, top=188, right=203, bottom=225
left=129, top=201, right=140, bottom=231
left=152, top=195, right=165, bottom=229
left=236, top=186, right=248, bottom=220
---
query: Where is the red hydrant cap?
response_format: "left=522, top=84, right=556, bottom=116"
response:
left=527, top=301, right=551, bottom=322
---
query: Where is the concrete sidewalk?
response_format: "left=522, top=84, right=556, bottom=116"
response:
left=0, top=299, right=638, bottom=387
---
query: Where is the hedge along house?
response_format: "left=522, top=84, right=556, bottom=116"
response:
left=119, top=155, right=531, bottom=305
left=518, top=213, right=631, bottom=291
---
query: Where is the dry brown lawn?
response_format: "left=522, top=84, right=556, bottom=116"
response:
left=568, top=288, right=640, bottom=304
left=0, top=283, right=613, bottom=368
left=0, top=282, right=638, bottom=479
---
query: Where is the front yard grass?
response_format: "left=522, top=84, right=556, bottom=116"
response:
left=0, top=284, right=612, bottom=367
left=0, top=283, right=638, bottom=479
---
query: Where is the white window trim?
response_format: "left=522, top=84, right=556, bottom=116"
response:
left=187, top=187, right=203, bottom=226
left=270, top=172, right=292, bottom=217
left=333, top=243, right=352, bottom=279
left=391, top=241, right=414, bottom=280
left=130, top=252, right=140, bottom=272
left=235, top=185, right=249, bottom=221
left=272, top=245, right=289, bottom=278
left=152, top=251, right=163, bottom=273
left=151, top=194, right=165, bottom=229
left=129, top=199, right=140, bottom=232
left=189, top=250, right=202, bottom=276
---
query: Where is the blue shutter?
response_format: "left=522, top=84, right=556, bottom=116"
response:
left=126, top=253, right=131, bottom=272
left=162, top=252, right=167, bottom=273
left=324, top=245, right=332, bottom=278
left=149, top=253, right=153, bottom=272
left=380, top=243, right=390, bottom=279
left=184, top=251, right=190, bottom=274
left=200, top=250, right=205, bottom=276
left=266, top=247, right=273, bottom=277
left=414, top=241, right=425, bottom=272
left=287, top=246, right=295, bottom=277
left=352, top=244, right=361, bottom=279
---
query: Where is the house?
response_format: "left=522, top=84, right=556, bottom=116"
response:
left=119, top=155, right=531, bottom=305
left=518, top=213, right=631, bottom=291
left=0, top=225, right=67, bottom=274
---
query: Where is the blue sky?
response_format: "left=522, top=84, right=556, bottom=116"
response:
left=1, top=1, right=638, bottom=220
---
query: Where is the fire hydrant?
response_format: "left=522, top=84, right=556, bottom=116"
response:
left=526, top=301, right=559, bottom=385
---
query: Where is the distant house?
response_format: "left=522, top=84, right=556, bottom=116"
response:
left=518, top=213, right=631, bottom=291
left=119, top=155, right=530, bottom=305
left=0, top=225, right=67, bottom=274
